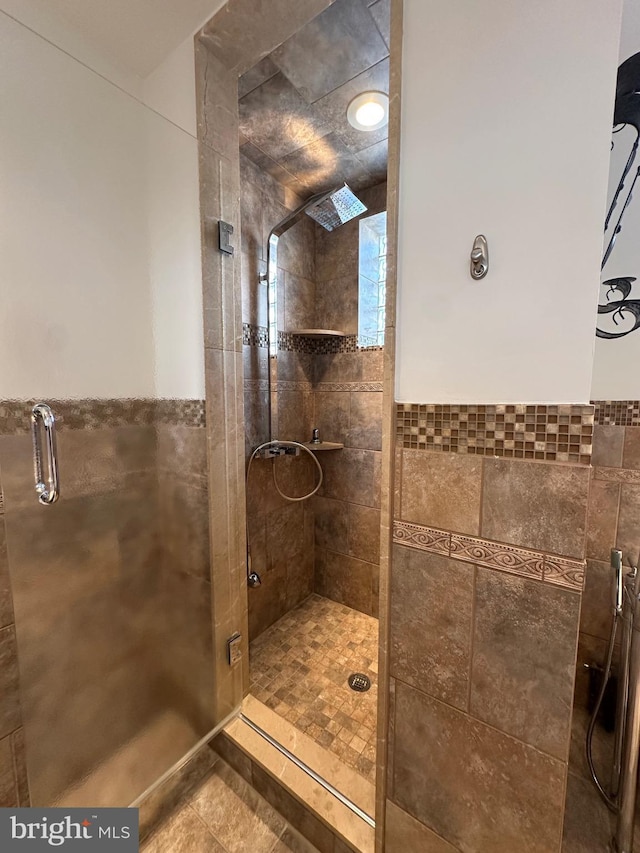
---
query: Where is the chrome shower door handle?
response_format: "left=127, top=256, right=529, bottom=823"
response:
left=31, top=403, right=60, bottom=505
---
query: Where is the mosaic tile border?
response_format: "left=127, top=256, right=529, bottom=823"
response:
left=392, top=520, right=585, bottom=591
left=396, top=403, right=594, bottom=464
left=592, top=400, right=640, bottom=427
left=0, top=399, right=206, bottom=435
left=242, top=323, right=269, bottom=348
left=594, top=466, right=640, bottom=484
left=241, top=323, right=384, bottom=356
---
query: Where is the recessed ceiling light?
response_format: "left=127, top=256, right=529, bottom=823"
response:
left=347, top=91, right=389, bottom=132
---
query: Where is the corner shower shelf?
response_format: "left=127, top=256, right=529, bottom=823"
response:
left=287, top=329, right=347, bottom=339
left=304, top=441, right=344, bottom=451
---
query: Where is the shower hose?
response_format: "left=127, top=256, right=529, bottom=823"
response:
left=586, top=605, right=620, bottom=812
left=246, top=439, right=323, bottom=502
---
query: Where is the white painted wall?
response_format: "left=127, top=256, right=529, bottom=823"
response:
left=591, top=0, right=640, bottom=400
left=0, top=8, right=220, bottom=399
left=396, top=0, right=623, bottom=404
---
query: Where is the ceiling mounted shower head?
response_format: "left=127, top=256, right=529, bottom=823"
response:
left=304, top=184, right=367, bottom=232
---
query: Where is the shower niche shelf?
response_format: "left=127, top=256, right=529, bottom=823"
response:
left=304, top=441, right=344, bottom=451
left=287, top=329, right=347, bottom=339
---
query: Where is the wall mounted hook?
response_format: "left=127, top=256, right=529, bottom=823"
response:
left=470, top=235, right=489, bottom=280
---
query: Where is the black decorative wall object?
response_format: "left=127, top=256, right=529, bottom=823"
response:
left=598, top=52, right=640, bottom=339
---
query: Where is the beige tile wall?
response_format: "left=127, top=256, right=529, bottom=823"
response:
left=386, top=442, right=589, bottom=853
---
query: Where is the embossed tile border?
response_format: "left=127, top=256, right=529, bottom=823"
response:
left=396, top=403, right=594, bottom=464
left=393, top=520, right=585, bottom=590
left=0, top=399, right=206, bottom=435
left=594, top=466, right=640, bottom=484
left=592, top=400, right=640, bottom=427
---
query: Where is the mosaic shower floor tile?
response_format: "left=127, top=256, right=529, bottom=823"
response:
left=249, top=595, right=378, bottom=784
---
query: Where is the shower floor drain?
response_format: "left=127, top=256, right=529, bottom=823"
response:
left=348, top=673, right=371, bottom=693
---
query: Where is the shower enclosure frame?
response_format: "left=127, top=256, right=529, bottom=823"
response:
left=194, top=2, right=403, bottom=849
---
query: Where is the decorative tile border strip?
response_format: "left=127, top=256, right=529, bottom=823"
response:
left=316, top=382, right=383, bottom=393
left=0, top=399, right=205, bottom=435
left=594, top=466, right=640, bottom=484
left=396, top=403, right=594, bottom=464
left=392, top=519, right=585, bottom=591
left=244, top=379, right=270, bottom=392
left=592, top=400, right=640, bottom=427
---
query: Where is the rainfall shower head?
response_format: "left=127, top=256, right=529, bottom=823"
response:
left=304, top=184, right=367, bottom=232
left=269, top=184, right=367, bottom=240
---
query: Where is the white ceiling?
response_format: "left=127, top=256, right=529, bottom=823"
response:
left=8, top=0, right=225, bottom=77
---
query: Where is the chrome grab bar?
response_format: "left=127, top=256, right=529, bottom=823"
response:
left=31, top=403, right=60, bottom=505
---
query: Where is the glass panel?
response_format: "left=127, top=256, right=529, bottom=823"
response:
left=0, top=15, right=216, bottom=808
left=358, top=211, right=388, bottom=347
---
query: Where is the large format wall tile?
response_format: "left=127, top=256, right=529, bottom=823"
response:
left=470, top=569, right=580, bottom=760
left=0, top=519, right=13, bottom=629
left=585, top=478, right=619, bottom=562
left=616, top=482, right=640, bottom=565
left=385, top=800, right=458, bottom=853
left=0, top=626, right=21, bottom=739
left=0, top=736, right=16, bottom=807
left=315, top=549, right=374, bottom=615
left=390, top=545, right=473, bottom=710
left=482, top=458, right=589, bottom=558
left=592, top=425, right=624, bottom=468
left=393, top=681, right=566, bottom=853
left=401, top=450, right=482, bottom=535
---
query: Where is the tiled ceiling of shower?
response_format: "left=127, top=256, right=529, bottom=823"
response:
left=238, top=0, right=390, bottom=198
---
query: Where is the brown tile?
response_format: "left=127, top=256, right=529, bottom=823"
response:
left=156, top=425, right=207, bottom=485
left=482, top=459, right=590, bottom=558
left=314, top=353, right=362, bottom=383
left=390, top=545, right=473, bottom=710
left=315, top=274, right=358, bottom=335
left=393, top=681, right=566, bottom=853
left=0, top=518, right=13, bottom=628
left=139, top=746, right=218, bottom=841
left=347, top=393, right=383, bottom=451
left=142, top=803, right=225, bottom=853
left=211, top=734, right=253, bottom=785
left=271, top=827, right=324, bottom=853
left=318, top=449, right=380, bottom=508
left=313, top=497, right=349, bottom=554
left=401, top=450, right=482, bottom=535
left=267, top=504, right=306, bottom=572
left=271, top=0, right=388, bottom=103
left=586, top=478, right=619, bottom=562
left=580, top=560, right=615, bottom=642
left=385, top=800, right=457, bottom=853
left=159, top=477, right=210, bottom=581
left=0, top=735, right=17, bottom=807
left=313, top=393, right=350, bottom=446
left=284, top=273, right=316, bottom=331
left=623, top=426, right=640, bottom=470
left=348, top=505, right=381, bottom=564
left=12, top=729, right=29, bottom=806
left=189, top=761, right=286, bottom=853
left=616, top=482, right=640, bottom=566
left=592, top=424, right=624, bottom=468
left=0, top=626, right=21, bottom=739
left=251, top=764, right=334, bottom=853
left=561, top=771, right=611, bottom=853
left=471, top=569, right=580, bottom=760
left=278, top=390, right=314, bottom=443
left=316, top=550, right=374, bottom=616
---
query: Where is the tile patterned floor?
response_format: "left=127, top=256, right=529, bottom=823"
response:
left=142, top=758, right=318, bottom=853
left=249, top=595, right=378, bottom=784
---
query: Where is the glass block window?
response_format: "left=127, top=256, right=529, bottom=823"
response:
left=358, top=211, right=387, bottom=347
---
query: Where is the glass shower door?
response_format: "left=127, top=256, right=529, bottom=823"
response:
left=0, top=13, right=216, bottom=808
